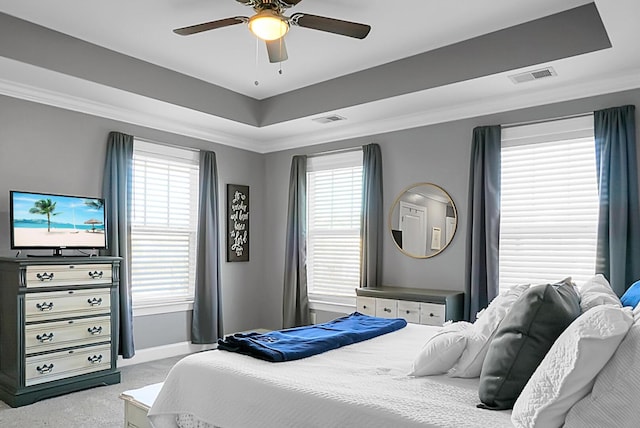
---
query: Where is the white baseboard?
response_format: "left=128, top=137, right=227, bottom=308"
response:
left=117, top=341, right=216, bottom=367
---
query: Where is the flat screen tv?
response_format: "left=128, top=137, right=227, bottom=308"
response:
left=10, top=190, right=107, bottom=256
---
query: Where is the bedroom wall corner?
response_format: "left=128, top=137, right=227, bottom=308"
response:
left=0, top=94, right=267, bottom=356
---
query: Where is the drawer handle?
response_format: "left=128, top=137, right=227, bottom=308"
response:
left=87, top=297, right=103, bottom=306
left=384, top=308, right=392, bottom=313
left=36, top=364, right=54, bottom=374
left=87, top=354, right=103, bottom=364
left=36, top=302, right=54, bottom=311
left=36, top=332, right=55, bottom=343
left=362, top=305, right=367, bottom=309
left=405, top=310, right=411, bottom=314
left=36, top=272, right=54, bottom=281
left=87, top=326, right=103, bottom=335
left=88, top=271, right=104, bottom=279
left=429, top=313, right=435, bottom=317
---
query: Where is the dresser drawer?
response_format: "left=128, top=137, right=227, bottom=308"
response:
left=25, top=289, right=111, bottom=321
left=25, top=344, right=111, bottom=386
left=420, top=302, right=446, bottom=326
left=26, top=264, right=112, bottom=288
left=375, top=298, right=398, bottom=318
left=397, top=300, right=421, bottom=324
left=25, top=315, right=111, bottom=354
left=356, top=296, right=376, bottom=316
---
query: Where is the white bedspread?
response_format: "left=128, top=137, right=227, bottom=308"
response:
left=148, top=323, right=513, bottom=428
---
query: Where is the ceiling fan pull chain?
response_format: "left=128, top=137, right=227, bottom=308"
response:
left=278, top=37, right=284, bottom=75
left=254, top=37, right=259, bottom=85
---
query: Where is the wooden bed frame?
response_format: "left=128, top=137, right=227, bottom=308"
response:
left=120, top=382, right=162, bottom=428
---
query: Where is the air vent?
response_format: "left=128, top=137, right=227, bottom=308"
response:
left=509, top=67, right=557, bottom=84
left=312, top=114, right=347, bottom=124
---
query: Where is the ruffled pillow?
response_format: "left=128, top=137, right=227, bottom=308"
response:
left=409, top=321, right=471, bottom=376
left=576, top=274, right=621, bottom=313
left=448, top=283, right=530, bottom=378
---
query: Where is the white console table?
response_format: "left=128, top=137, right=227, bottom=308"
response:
left=356, top=286, right=464, bottom=326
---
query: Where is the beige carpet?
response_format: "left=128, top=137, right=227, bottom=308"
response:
left=0, top=355, right=184, bottom=428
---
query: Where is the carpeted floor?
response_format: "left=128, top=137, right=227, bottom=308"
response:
left=0, top=355, right=184, bottom=428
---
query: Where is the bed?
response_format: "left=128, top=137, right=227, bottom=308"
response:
left=147, top=322, right=513, bottom=428
left=146, top=276, right=640, bottom=428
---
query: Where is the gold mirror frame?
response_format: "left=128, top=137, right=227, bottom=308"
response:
left=388, top=183, right=458, bottom=259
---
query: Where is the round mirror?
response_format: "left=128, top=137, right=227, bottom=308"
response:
left=389, top=183, right=458, bottom=258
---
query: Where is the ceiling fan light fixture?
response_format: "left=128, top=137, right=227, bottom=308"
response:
left=248, top=9, right=289, bottom=41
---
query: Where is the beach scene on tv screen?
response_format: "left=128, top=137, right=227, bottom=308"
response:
left=12, top=192, right=106, bottom=248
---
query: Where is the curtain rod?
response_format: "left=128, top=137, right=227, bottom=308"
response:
left=306, top=146, right=363, bottom=158
left=502, top=112, right=593, bottom=129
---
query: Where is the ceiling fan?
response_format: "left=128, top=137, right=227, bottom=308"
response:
left=173, top=0, right=371, bottom=63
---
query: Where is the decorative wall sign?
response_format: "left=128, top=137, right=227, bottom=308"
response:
left=226, top=184, right=250, bottom=262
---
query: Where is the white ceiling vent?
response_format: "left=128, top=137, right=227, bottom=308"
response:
left=509, top=67, right=557, bottom=84
left=312, top=114, right=347, bottom=124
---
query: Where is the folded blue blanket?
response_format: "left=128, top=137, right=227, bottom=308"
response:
left=217, top=312, right=407, bottom=362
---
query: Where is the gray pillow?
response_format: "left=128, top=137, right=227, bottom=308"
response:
left=478, top=279, right=581, bottom=410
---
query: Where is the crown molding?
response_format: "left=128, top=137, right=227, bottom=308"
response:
left=0, top=75, right=264, bottom=153
left=261, top=68, right=640, bottom=153
left=1, top=66, right=639, bottom=154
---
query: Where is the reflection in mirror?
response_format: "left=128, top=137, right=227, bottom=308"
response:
left=389, top=183, right=457, bottom=258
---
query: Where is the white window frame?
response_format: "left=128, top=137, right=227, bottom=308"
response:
left=130, top=140, right=200, bottom=314
left=306, top=150, right=363, bottom=311
left=499, top=116, right=598, bottom=293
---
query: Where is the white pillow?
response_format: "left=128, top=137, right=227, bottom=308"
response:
left=563, top=305, right=640, bottom=428
left=409, top=321, right=471, bottom=376
left=577, top=274, right=621, bottom=313
left=511, top=304, right=633, bottom=428
left=448, top=283, right=530, bottom=378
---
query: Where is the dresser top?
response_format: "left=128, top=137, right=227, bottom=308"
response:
left=0, top=256, right=121, bottom=264
left=356, top=286, right=463, bottom=303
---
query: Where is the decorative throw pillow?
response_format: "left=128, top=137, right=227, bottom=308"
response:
left=448, top=283, right=530, bottom=378
left=620, top=279, right=640, bottom=308
left=563, top=305, right=640, bottom=428
left=577, top=274, right=621, bottom=313
left=478, top=279, right=581, bottom=410
left=511, top=305, right=633, bottom=428
left=409, top=321, right=471, bottom=376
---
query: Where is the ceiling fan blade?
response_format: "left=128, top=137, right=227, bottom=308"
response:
left=173, top=17, right=247, bottom=36
left=266, top=38, right=288, bottom=63
left=278, top=0, right=304, bottom=6
left=290, top=13, right=371, bottom=39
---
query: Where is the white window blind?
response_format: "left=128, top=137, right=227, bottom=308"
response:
left=131, top=140, right=199, bottom=305
left=499, top=116, right=598, bottom=292
left=307, top=150, right=363, bottom=301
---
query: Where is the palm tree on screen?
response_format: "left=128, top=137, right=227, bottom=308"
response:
left=84, top=199, right=104, bottom=210
left=29, top=199, right=61, bottom=232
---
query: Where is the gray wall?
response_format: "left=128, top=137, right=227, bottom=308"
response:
left=0, top=94, right=266, bottom=349
left=2, top=87, right=640, bottom=341
left=262, top=88, right=640, bottom=329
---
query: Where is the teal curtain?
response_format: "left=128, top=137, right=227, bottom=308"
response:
left=360, top=143, right=383, bottom=288
left=191, top=151, right=223, bottom=344
left=465, top=125, right=501, bottom=321
left=282, top=155, right=310, bottom=328
left=102, top=131, right=135, bottom=358
left=594, top=105, right=640, bottom=296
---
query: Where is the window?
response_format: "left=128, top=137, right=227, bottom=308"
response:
left=499, top=116, right=598, bottom=292
left=131, top=140, right=199, bottom=306
left=306, top=150, right=363, bottom=305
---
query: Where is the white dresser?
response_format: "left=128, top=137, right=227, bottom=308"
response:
left=0, top=256, right=121, bottom=407
left=356, top=286, right=464, bottom=326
